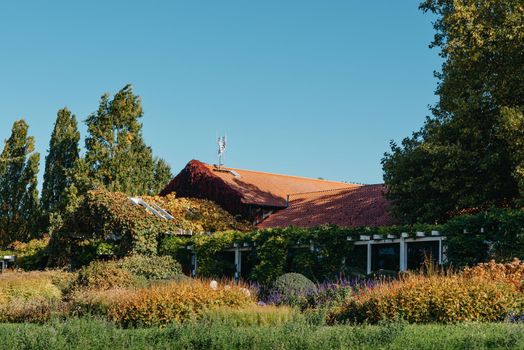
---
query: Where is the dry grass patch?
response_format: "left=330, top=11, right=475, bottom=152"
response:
left=0, top=270, right=73, bottom=323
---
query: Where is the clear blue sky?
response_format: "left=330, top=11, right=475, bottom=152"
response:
left=0, top=1, right=440, bottom=187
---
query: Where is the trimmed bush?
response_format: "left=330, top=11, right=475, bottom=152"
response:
left=117, top=255, right=182, bottom=280
left=74, top=261, right=135, bottom=290
left=271, top=273, right=318, bottom=306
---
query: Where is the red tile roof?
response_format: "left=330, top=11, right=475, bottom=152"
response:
left=200, top=162, right=359, bottom=208
left=161, top=160, right=396, bottom=228
left=256, top=184, right=397, bottom=228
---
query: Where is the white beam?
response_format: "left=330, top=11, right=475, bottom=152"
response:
left=191, top=253, right=197, bottom=277
left=234, top=247, right=241, bottom=282
left=438, top=237, right=443, bottom=265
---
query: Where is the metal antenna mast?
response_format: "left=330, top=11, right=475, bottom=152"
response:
left=217, top=135, right=227, bottom=169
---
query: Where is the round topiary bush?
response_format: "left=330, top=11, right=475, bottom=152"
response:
left=74, top=260, right=135, bottom=290
left=117, top=255, right=182, bottom=280
left=271, top=273, right=318, bottom=305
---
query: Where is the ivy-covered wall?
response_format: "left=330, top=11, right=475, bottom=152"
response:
left=160, top=208, right=524, bottom=285
left=47, top=189, right=251, bottom=268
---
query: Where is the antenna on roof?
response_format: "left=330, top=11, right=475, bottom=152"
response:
left=217, top=135, right=227, bottom=169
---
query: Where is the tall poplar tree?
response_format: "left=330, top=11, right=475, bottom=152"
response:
left=84, top=84, right=170, bottom=195
left=41, top=108, right=80, bottom=221
left=0, top=120, right=40, bottom=245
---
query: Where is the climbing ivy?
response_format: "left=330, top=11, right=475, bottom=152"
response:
left=161, top=208, right=524, bottom=285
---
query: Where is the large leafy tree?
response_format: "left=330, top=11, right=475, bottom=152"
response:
left=84, top=84, right=171, bottom=195
left=0, top=120, right=40, bottom=244
left=41, top=108, right=80, bottom=224
left=383, top=0, right=524, bottom=223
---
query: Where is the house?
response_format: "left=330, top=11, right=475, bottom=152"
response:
left=160, top=160, right=396, bottom=228
left=161, top=160, right=445, bottom=275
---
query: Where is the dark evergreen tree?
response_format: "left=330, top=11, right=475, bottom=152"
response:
left=41, top=108, right=80, bottom=223
left=0, top=120, right=40, bottom=245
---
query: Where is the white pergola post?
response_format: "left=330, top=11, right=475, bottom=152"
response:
left=438, top=237, right=444, bottom=265
left=191, top=252, right=197, bottom=277
left=399, top=237, right=407, bottom=271
left=234, top=245, right=241, bottom=282
left=366, top=242, right=372, bottom=275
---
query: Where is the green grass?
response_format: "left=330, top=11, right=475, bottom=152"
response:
left=1, top=318, right=524, bottom=349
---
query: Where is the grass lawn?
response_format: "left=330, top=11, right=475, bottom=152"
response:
left=1, top=318, right=524, bottom=350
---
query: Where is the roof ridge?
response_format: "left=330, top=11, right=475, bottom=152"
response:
left=287, top=185, right=362, bottom=198
left=203, top=162, right=358, bottom=185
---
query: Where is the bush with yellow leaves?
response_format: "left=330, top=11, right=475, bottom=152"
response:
left=71, top=278, right=254, bottom=327
left=329, top=264, right=524, bottom=324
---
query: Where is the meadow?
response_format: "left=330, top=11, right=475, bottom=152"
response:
left=1, top=256, right=524, bottom=349
left=2, top=318, right=524, bottom=350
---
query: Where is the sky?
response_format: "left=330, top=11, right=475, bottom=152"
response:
left=0, top=1, right=441, bottom=187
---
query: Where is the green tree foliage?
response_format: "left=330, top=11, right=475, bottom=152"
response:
left=498, top=107, right=524, bottom=199
left=0, top=120, right=40, bottom=245
left=84, top=84, right=170, bottom=196
left=41, top=108, right=80, bottom=228
left=152, top=158, right=173, bottom=194
left=383, top=0, right=524, bottom=223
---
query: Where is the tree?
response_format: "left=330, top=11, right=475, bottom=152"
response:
left=383, top=0, right=524, bottom=223
left=0, top=120, right=40, bottom=245
left=84, top=84, right=166, bottom=195
left=41, top=108, right=80, bottom=224
left=152, top=158, right=173, bottom=194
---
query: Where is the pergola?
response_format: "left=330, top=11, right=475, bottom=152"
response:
left=187, top=230, right=447, bottom=280
left=350, top=231, right=446, bottom=275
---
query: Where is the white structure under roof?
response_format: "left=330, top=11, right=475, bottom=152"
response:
left=185, top=231, right=448, bottom=281
left=352, top=231, right=446, bottom=274
left=129, top=197, right=174, bottom=220
left=229, top=170, right=241, bottom=178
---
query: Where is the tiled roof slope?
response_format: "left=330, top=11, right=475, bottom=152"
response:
left=257, top=184, right=397, bottom=228
left=201, top=163, right=359, bottom=207
left=160, top=160, right=359, bottom=208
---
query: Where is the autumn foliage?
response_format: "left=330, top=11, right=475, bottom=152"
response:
left=48, top=188, right=251, bottom=267
left=71, top=279, right=254, bottom=327
left=329, top=260, right=524, bottom=324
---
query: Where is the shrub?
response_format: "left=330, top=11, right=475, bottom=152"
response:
left=74, top=260, right=135, bottom=290
left=71, top=279, right=254, bottom=327
left=49, top=271, right=77, bottom=294
left=270, top=273, right=318, bottom=306
left=0, top=271, right=66, bottom=323
left=329, top=271, right=523, bottom=324
left=463, top=258, right=524, bottom=291
left=0, top=297, right=59, bottom=323
left=0, top=271, right=62, bottom=303
left=117, top=255, right=182, bottom=280
left=9, top=237, right=50, bottom=270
